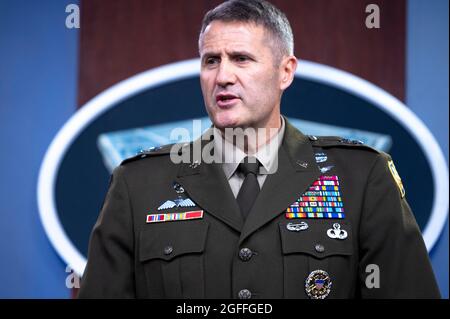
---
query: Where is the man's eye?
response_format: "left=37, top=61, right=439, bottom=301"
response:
left=235, top=56, right=249, bottom=62
left=205, top=57, right=219, bottom=65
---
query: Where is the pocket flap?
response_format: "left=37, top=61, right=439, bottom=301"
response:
left=139, top=221, right=209, bottom=262
left=279, top=220, right=353, bottom=259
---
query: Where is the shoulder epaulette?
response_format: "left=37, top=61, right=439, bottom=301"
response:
left=307, top=135, right=380, bottom=153
left=120, top=143, right=177, bottom=165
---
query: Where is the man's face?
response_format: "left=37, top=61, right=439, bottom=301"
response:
left=199, top=21, right=283, bottom=130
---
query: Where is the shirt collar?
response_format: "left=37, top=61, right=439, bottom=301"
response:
left=213, top=116, right=286, bottom=179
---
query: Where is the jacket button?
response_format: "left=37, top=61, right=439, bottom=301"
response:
left=164, top=246, right=173, bottom=255
left=315, top=244, right=325, bottom=253
left=238, top=289, right=252, bottom=299
left=239, top=248, right=253, bottom=261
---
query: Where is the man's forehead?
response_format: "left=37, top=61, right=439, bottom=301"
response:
left=203, top=20, right=262, bottom=36
left=200, top=21, right=266, bottom=52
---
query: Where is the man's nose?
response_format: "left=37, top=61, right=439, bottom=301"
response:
left=215, top=60, right=236, bottom=87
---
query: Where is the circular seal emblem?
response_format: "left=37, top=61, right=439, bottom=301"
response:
left=305, top=270, right=332, bottom=299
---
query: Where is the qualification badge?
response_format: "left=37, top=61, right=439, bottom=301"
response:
left=147, top=182, right=203, bottom=223
left=157, top=182, right=196, bottom=210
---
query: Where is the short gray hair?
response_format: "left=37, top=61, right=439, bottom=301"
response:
left=199, top=0, right=294, bottom=61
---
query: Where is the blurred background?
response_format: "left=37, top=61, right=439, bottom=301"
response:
left=0, top=0, right=448, bottom=298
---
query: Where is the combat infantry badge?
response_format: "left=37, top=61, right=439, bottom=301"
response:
left=305, top=270, right=332, bottom=299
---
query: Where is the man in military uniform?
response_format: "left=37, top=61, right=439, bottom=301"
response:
left=79, top=0, right=440, bottom=298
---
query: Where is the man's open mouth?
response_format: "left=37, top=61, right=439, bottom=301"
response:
left=216, top=93, right=240, bottom=108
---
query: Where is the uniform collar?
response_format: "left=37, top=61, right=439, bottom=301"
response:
left=213, top=116, right=286, bottom=179
left=176, top=116, right=320, bottom=235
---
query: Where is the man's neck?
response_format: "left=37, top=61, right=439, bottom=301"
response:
left=217, top=116, right=283, bottom=155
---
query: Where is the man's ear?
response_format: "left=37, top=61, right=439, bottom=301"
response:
left=279, top=56, right=298, bottom=91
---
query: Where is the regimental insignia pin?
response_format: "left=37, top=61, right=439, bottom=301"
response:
left=173, top=182, right=185, bottom=194
left=387, top=160, right=406, bottom=198
left=157, top=182, right=196, bottom=210
left=305, top=270, right=332, bottom=299
left=285, top=175, right=345, bottom=219
left=189, top=160, right=200, bottom=169
left=315, top=152, right=328, bottom=163
left=146, top=210, right=203, bottom=223
left=327, top=223, right=348, bottom=240
left=287, top=222, right=309, bottom=232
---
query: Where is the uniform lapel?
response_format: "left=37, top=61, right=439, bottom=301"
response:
left=175, top=130, right=243, bottom=233
left=238, top=120, right=321, bottom=245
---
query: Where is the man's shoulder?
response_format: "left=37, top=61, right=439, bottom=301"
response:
left=307, top=135, right=381, bottom=154
left=120, top=143, right=181, bottom=166
left=306, top=135, right=393, bottom=168
left=307, top=135, right=397, bottom=175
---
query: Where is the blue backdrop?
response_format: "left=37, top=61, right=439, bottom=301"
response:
left=0, top=0, right=447, bottom=298
left=406, top=0, right=449, bottom=297
left=0, top=0, right=78, bottom=298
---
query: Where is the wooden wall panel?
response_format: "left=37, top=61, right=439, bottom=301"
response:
left=78, top=0, right=405, bottom=106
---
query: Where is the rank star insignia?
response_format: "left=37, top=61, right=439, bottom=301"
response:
left=305, top=270, right=332, bottom=299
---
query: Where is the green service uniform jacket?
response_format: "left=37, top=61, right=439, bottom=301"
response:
left=78, top=120, right=440, bottom=299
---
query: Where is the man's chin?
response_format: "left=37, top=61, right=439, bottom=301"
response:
left=211, top=114, right=242, bottom=130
